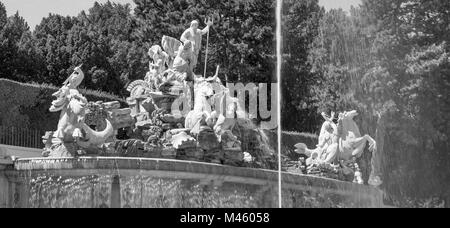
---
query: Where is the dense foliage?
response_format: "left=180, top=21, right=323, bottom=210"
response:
left=281, top=0, right=324, bottom=132
left=0, top=0, right=449, bottom=207
left=0, top=0, right=276, bottom=97
left=306, top=1, right=450, bottom=207
left=134, top=0, right=276, bottom=83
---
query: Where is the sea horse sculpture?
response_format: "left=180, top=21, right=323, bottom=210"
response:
left=294, top=112, right=339, bottom=166
left=295, top=110, right=382, bottom=186
left=43, top=66, right=114, bottom=157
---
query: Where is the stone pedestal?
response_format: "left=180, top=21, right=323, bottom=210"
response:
left=161, top=147, right=177, bottom=159
left=111, top=108, right=134, bottom=129
left=223, top=149, right=244, bottom=166
left=198, top=127, right=220, bottom=151
left=44, top=143, right=77, bottom=158
left=149, top=92, right=178, bottom=112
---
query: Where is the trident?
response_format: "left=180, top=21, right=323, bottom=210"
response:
left=203, top=16, right=214, bottom=78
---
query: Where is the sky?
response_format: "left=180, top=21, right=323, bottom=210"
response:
left=319, top=0, right=362, bottom=11
left=2, top=0, right=362, bottom=30
left=2, top=0, right=135, bottom=29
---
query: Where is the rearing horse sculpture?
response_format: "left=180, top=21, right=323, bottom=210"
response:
left=295, top=110, right=382, bottom=186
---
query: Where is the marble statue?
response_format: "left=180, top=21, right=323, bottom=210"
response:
left=147, top=40, right=196, bottom=93
left=188, top=68, right=244, bottom=150
left=184, top=72, right=217, bottom=135
left=32, top=17, right=280, bottom=170
left=127, top=36, right=194, bottom=131
left=294, top=112, right=338, bottom=167
left=144, top=45, right=169, bottom=92
left=180, top=19, right=213, bottom=70
left=132, top=39, right=195, bottom=99
left=137, top=18, right=213, bottom=96
left=44, top=66, right=114, bottom=157
left=118, top=19, right=274, bottom=167
left=171, top=40, right=195, bottom=82
left=208, top=77, right=243, bottom=135
left=162, top=35, right=183, bottom=68
left=127, top=80, right=152, bottom=98
left=148, top=45, right=169, bottom=75
left=295, top=110, right=382, bottom=186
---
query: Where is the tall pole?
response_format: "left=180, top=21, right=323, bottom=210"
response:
left=204, top=17, right=211, bottom=77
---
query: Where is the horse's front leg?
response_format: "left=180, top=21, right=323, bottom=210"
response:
left=350, top=136, right=372, bottom=158
left=365, top=135, right=377, bottom=152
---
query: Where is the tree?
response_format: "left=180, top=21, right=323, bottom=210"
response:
left=33, top=14, right=77, bottom=84
left=0, top=9, right=41, bottom=82
left=134, top=0, right=276, bottom=83
left=307, top=0, right=450, bottom=207
left=359, top=0, right=450, bottom=206
left=0, top=1, right=6, bottom=28
left=32, top=2, right=148, bottom=96
left=3, top=0, right=277, bottom=97
left=74, top=1, right=147, bottom=96
left=281, top=0, right=323, bottom=132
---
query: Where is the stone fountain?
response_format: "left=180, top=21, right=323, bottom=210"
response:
left=0, top=20, right=384, bottom=208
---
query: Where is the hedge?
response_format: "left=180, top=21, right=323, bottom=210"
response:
left=0, top=78, right=126, bottom=132
left=264, top=130, right=318, bottom=158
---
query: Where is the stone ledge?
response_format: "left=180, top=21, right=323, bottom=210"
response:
left=9, top=157, right=383, bottom=200
left=0, top=159, right=13, bottom=164
left=3, top=157, right=386, bottom=208
left=0, top=144, right=42, bottom=159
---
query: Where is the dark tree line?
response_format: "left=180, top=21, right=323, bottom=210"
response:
left=0, top=0, right=276, bottom=98
left=1, top=0, right=449, bottom=207
left=304, top=0, right=450, bottom=207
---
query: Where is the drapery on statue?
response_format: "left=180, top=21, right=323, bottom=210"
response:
left=294, top=110, right=382, bottom=186
left=172, top=40, right=195, bottom=82
left=162, top=35, right=183, bottom=67
left=128, top=35, right=197, bottom=121
left=44, top=66, right=114, bottom=157
left=144, top=45, right=169, bottom=91
left=305, top=112, right=339, bottom=165
left=180, top=19, right=213, bottom=70
left=139, top=40, right=195, bottom=96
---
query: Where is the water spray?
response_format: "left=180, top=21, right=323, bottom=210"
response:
left=276, top=0, right=283, bottom=209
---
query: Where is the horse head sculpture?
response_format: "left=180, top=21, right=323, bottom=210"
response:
left=337, top=110, right=376, bottom=160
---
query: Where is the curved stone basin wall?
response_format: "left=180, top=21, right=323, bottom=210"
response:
left=0, top=158, right=384, bottom=208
